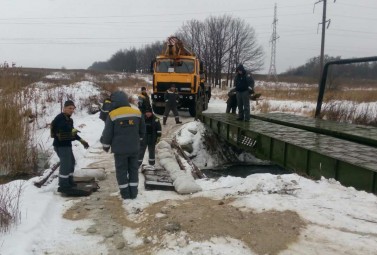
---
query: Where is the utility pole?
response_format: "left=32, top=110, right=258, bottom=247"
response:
left=268, top=3, right=279, bottom=81
left=314, top=0, right=336, bottom=80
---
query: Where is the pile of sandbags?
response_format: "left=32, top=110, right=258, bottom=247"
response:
left=156, top=141, right=202, bottom=194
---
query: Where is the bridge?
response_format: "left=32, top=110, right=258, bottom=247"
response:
left=197, top=112, right=377, bottom=195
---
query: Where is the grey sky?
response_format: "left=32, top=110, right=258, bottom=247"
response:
left=1, top=0, right=376, bottom=73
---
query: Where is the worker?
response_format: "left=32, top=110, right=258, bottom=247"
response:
left=163, top=84, right=182, bottom=125
left=101, top=91, right=146, bottom=200
left=138, top=107, right=162, bottom=166
left=234, top=64, right=255, bottom=122
left=226, top=88, right=237, bottom=114
left=51, top=100, right=90, bottom=196
left=99, top=97, right=112, bottom=121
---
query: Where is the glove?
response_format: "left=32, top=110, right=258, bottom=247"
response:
left=72, top=128, right=80, bottom=135
left=103, top=146, right=110, bottom=152
left=156, top=137, right=161, bottom=143
left=80, top=139, right=89, bottom=149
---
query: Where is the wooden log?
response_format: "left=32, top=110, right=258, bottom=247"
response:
left=171, top=138, right=206, bottom=179
left=33, top=162, right=60, bottom=188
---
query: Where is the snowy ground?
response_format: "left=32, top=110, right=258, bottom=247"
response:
left=1, top=72, right=377, bottom=255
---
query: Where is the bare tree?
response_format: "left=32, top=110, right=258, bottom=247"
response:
left=177, top=15, right=264, bottom=88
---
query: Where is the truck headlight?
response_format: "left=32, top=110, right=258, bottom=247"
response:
left=154, top=95, right=158, bottom=99
left=189, top=96, right=193, bottom=100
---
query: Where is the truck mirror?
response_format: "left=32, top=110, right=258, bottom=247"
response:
left=199, top=61, right=204, bottom=74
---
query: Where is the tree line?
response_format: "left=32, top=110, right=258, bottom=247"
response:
left=88, top=15, right=264, bottom=87
left=282, top=55, right=377, bottom=80
left=89, top=41, right=163, bottom=73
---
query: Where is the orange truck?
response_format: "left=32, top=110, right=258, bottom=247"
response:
left=150, top=36, right=210, bottom=117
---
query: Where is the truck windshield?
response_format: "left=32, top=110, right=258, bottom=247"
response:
left=156, top=59, right=195, bottom=73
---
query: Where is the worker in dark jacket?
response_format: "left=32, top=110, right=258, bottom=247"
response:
left=137, top=87, right=152, bottom=114
left=51, top=100, right=90, bottom=195
left=163, top=84, right=182, bottom=125
left=138, top=108, right=162, bottom=166
left=234, top=64, right=255, bottom=122
left=99, top=98, right=112, bottom=121
left=226, top=88, right=237, bottom=114
left=101, top=91, right=146, bottom=200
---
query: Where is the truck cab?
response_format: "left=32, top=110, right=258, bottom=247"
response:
left=151, top=37, right=210, bottom=117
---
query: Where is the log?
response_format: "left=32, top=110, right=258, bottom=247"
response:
left=171, top=138, right=206, bottom=179
left=33, top=162, right=60, bottom=188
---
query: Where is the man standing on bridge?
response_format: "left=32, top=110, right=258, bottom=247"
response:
left=234, top=64, right=254, bottom=122
left=101, top=91, right=146, bottom=200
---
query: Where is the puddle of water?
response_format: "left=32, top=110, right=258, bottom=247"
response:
left=202, top=163, right=289, bottom=178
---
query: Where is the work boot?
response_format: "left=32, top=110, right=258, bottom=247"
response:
left=163, top=116, right=167, bottom=125
left=120, top=187, right=131, bottom=200
left=57, top=186, right=91, bottom=197
left=175, top=117, right=182, bottom=124
left=68, top=176, right=77, bottom=187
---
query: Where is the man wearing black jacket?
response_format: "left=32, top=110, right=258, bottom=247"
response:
left=163, top=84, right=182, bottom=125
left=99, top=98, right=112, bottom=122
left=50, top=100, right=89, bottom=195
left=138, top=108, right=162, bottom=166
left=234, top=64, right=255, bottom=122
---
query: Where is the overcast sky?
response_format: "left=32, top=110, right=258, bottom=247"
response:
left=1, top=0, right=376, bottom=73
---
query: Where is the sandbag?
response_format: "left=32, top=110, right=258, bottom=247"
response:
left=73, top=168, right=106, bottom=180
left=156, top=141, right=202, bottom=194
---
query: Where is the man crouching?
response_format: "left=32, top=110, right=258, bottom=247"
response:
left=101, top=91, right=146, bottom=200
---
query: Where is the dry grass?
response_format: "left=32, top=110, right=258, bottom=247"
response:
left=0, top=72, right=38, bottom=177
left=257, top=87, right=318, bottom=101
left=320, top=101, right=377, bottom=126
left=0, top=182, right=23, bottom=233
left=251, top=79, right=377, bottom=126
left=96, top=76, right=149, bottom=92
left=324, top=89, right=377, bottom=103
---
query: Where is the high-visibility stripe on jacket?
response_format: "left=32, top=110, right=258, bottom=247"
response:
left=101, top=106, right=146, bottom=155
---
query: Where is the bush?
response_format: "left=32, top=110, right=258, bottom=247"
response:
left=0, top=182, right=23, bottom=233
left=0, top=71, right=38, bottom=177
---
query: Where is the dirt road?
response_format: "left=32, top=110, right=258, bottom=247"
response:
left=63, top=112, right=306, bottom=255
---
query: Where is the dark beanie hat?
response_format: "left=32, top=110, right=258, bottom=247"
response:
left=236, top=64, right=245, bottom=72
left=64, top=100, right=75, bottom=108
left=141, top=87, right=147, bottom=91
left=145, top=107, right=153, bottom=113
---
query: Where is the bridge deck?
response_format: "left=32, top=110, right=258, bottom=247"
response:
left=198, top=113, right=377, bottom=194
left=251, top=112, right=377, bottom=147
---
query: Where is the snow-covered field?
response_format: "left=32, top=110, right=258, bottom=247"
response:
left=1, top=72, right=377, bottom=255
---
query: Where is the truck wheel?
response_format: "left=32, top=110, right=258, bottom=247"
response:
left=153, top=106, right=165, bottom=115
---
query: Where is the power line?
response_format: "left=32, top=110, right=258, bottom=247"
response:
left=333, top=14, right=377, bottom=21
left=0, top=4, right=313, bottom=21
left=0, top=12, right=314, bottom=26
left=337, top=2, right=377, bottom=10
